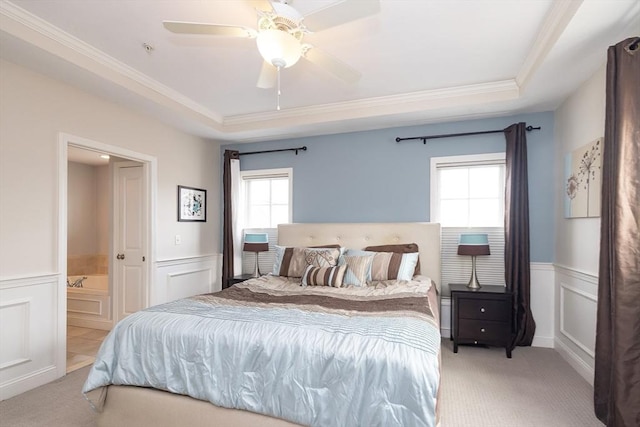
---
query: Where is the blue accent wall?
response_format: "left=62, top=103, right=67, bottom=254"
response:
left=222, top=111, right=555, bottom=262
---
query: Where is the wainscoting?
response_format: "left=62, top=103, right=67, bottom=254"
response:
left=0, top=274, right=61, bottom=400
left=0, top=255, right=222, bottom=401
left=2, top=257, right=595, bottom=399
left=554, top=264, right=598, bottom=385
left=153, top=254, right=222, bottom=306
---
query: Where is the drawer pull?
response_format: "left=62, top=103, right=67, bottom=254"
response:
left=480, top=307, right=485, bottom=313
left=474, top=340, right=478, bottom=344
left=481, top=328, right=486, bottom=333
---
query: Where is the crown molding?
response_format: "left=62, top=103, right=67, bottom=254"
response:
left=1, top=0, right=572, bottom=140
left=0, top=1, right=224, bottom=129
left=223, top=80, right=520, bottom=131
left=516, top=0, right=583, bottom=90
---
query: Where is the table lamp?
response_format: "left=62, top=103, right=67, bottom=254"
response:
left=243, top=233, right=269, bottom=278
left=457, top=233, right=490, bottom=289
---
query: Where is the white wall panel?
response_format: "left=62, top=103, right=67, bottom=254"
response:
left=554, top=264, right=598, bottom=384
left=530, top=263, right=555, bottom=348
left=154, top=255, right=221, bottom=306
left=0, top=274, right=59, bottom=400
left=0, top=298, right=30, bottom=370
left=560, top=283, right=597, bottom=357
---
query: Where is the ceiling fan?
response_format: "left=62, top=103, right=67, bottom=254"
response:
left=163, top=0, right=380, bottom=109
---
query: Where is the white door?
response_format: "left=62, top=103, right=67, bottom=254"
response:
left=114, top=162, right=147, bottom=322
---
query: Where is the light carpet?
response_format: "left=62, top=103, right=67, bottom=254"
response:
left=439, top=339, right=602, bottom=426
left=0, top=339, right=602, bottom=426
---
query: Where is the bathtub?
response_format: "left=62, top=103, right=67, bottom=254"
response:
left=67, top=274, right=112, bottom=330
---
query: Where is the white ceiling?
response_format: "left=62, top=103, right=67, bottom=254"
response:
left=1, top=0, right=638, bottom=143
left=67, top=146, right=111, bottom=165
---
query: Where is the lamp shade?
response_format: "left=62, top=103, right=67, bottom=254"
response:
left=243, top=233, right=269, bottom=252
left=457, top=233, right=490, bottom=256
left=256, top=29, right=302, bottom=68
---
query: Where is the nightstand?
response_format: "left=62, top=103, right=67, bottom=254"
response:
left=223, top=273, right=254, bottom=289
left=450, top=283, right=513, bottom=358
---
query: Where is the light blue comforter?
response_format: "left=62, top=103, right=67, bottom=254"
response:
left=83, top=279, right=441, bottom=427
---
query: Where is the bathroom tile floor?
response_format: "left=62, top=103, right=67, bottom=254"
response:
left=67, top=326, right=109, bottom=373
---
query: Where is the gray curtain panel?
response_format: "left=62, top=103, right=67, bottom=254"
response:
left=222, top=149, right=240, bottom=285
left=594, top=36, right=640, bottom=427
left=504, top=122, right=536, bottom=349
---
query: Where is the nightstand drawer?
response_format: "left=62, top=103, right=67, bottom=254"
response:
left=458, top=298, right=509, bottom=321
left=458, top=319, right=509, bottom=342
left=450, top=284, right=513, bottom=358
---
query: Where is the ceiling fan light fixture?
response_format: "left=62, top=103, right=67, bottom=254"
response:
left=256, top=29, right=302, bottom=68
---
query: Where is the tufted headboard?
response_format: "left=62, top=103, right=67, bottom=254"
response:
left=277, top=222, right=441, bottom=292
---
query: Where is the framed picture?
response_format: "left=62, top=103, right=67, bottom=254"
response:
left=564, top=137, right=602, bottom=218
left=178, top=185, right=206, bottom=222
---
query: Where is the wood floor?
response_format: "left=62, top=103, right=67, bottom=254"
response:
left=66, top=326, right=108, bottom=374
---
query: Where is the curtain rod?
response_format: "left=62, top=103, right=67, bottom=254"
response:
left=395, top=125, right=541, bottom=144
left=239, top=146, right=307, bottom=156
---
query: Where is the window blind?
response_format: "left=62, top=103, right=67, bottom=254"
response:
left=441, top=227, right=505, bottom=296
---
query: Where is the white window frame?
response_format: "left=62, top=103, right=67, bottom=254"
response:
left=240, top=167, right=293, bottom=228
left=430, top=153, right=507, bottom=295
left=430, top=152, right=506, bottom=226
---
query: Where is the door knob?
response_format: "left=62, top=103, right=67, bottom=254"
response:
left=116, top=253, right=125, bottom=260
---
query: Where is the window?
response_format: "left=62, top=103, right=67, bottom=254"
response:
left=431, top=153, right=505, bottom=226
left=430, top=153, right=506, bottom=295
left=240, top=168, right=292, bottom=228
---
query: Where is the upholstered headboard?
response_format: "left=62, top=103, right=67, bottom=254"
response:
left=277, top=222, right=441, bottom=292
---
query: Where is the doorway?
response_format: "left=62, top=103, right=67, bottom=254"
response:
left=57, top=133, right=156, bottom=377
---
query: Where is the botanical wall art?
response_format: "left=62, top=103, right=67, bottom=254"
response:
left=564, top=137, right=602, bottom=218
left=178, top=185, right=206, bottom=222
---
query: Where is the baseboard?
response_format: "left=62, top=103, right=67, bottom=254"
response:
left=0, top=365, right=58, bottom=401
left=532, top=336, right=554, bottom=348
left=67, top=316, right=113, bottom=331
left=555, top=337, right=594, bottom=385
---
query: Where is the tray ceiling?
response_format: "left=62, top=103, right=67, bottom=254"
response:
left=1, top=0, right=638, bottom=142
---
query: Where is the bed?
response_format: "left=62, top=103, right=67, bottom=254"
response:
left=83, top=222, right=442, bottom=427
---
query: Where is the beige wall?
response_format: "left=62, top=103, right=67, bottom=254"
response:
left=553, top=63, right=606, bottom=382
left=0, top=59, right=221, bottom=279
left=67, top=162, right=104, bottom=256
left=554, top=64, right=605, bottom=273
left=96, top=164, right=110, bottom=255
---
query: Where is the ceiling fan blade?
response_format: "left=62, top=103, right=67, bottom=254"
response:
left=303, top=0, right=380, bottom=32
left=162, top=21, right=257, bottom=38
left=303, top=46, right=361, bottom=84
left=256, top=61, right=277, bottom=89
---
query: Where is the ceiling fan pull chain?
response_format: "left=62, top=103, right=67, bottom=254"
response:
left=276, top=65, right=282, bottom=111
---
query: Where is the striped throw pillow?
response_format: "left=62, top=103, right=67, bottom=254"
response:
left=339, top=255, right=374, bottom=287
left=369, top=251, right=419, bottom=281
left=273, top=246, right=341, bottom=277
left=301, top=264, right=347, bottom=287
left=343, top=249, right=419, bottom=281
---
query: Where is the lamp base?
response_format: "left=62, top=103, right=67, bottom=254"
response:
left=251, top=252, right=261, bottom=278
left=466, top=255, right=482, bottom=289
